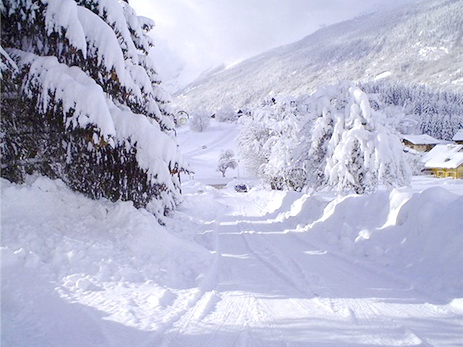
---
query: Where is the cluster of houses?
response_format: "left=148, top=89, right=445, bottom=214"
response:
left=402, top=129, right=463, bottom=179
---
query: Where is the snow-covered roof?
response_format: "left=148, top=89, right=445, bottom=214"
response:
left=424, top=144, right=463, bottom=169
left=452, top=129, right=463, bottom=142
left=402, top=134, right=441, bottom=145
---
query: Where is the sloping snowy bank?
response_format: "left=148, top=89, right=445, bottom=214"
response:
left=275, top=184, right=463, bottom=298
left=1, top=176, right=212, bottom=346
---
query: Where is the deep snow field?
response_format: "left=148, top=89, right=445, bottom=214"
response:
left=2, top=120, right=463, bottom=346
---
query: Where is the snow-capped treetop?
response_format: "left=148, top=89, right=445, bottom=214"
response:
left=2, top=0, right=174, bottom=129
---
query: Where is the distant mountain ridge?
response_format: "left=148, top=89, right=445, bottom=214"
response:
left=174, top=0, right=463, bottom=111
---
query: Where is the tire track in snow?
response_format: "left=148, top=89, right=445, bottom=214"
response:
left=280, top=234, right=434, bottom=345
left=235, top=230, right=353, bottom=328
left=240, top=195, right=442, bottom=346
left=240, top=232, right=307, bottom=297
left=290, top=238, right=432, bottom=344
left=155, top=189, right=454, bottom=346
left=153, top=204, right=226, bottom=347
left=159, top=194, right=292, bottom=346
left=242, top=230, right=350, bottom=317
left=238, top=224, right=430, bottom=346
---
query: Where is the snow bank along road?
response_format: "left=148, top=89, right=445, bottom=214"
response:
left=2, top=177, right=463, bottom=346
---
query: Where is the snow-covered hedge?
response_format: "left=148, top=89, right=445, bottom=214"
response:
left=0, top=0, right=184, bottom=219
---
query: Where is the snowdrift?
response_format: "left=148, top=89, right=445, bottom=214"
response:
left=1, top=176, right=212, bottom=346
left=2, top=175, right=462, bottom=346
left=278, top=185, right=463, bottom=297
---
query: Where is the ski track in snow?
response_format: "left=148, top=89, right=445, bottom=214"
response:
left=3, top=120, right=463, bottom=346
left=3, top=176, right=463, bottom=346
left=2, top=178, right=463, bottom=347
left=155, top=189, right=462, bottom=347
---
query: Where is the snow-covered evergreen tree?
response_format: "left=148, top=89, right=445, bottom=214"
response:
left=306, top=82, right=411, bottom=194
left=216, top=150, right=237, bottom=177
left=239, top=82, right=411, bottom=194
left=1, top=0, right=185, bottom=219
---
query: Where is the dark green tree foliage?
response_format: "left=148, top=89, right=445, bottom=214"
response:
left=1, top=0, right=184, bottom=219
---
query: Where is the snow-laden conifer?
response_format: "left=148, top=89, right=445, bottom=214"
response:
left=307, top=81, right=411, bottom=194
left=1, top=0, right=184, bottom=219
left=238, top=82, right=411, bottom=194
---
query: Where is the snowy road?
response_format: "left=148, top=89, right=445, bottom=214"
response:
left=2, top=177, right=463, bottom=346
left=151, top=186, right=463, bottom=347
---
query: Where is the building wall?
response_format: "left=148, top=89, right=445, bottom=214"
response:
left=430, top=166, right=463, bottom=179
left=403, top=141, right=435, bottom=152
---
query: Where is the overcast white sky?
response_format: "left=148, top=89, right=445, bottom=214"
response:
left=130, top=0, right=417, bottom=91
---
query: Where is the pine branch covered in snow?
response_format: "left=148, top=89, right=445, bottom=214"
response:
left=0, top=0, right=184, bottom=219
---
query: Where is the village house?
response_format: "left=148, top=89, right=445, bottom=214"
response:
left=402, top=134, right=442, bottom=152
left=452, top=129, right=463, bottom=144
left=423, top=144, right=463, bottom=179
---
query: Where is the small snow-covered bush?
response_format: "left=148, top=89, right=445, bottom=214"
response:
left=216, top=104, right=238, bottom=123
left=189, top=111, right=211, bottom=132
left=217, top=150, right=238, bottom=177
left=238, top=95, right=310, bottom=190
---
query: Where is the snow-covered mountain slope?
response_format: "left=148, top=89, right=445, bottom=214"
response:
left=175, top=0, right=463, bottom=111
left=176, top=121, right=242, bottom=184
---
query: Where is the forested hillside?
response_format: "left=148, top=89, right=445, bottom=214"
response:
left=175, top=0, right=463, bottom=134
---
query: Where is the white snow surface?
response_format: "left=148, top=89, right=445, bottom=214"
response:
left=2, top=120, right=463, bottom=346
left=424, top=144, right=463, bottom=170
